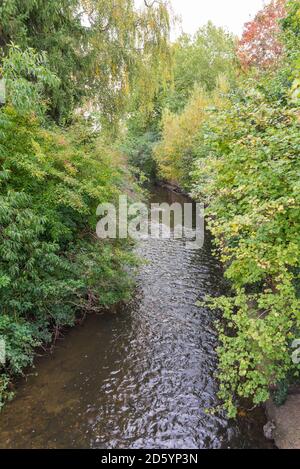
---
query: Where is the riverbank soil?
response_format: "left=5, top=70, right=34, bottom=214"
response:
left=266, top=395, right=300, bottom=449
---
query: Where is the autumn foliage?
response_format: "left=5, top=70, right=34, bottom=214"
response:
left=238, top=0, right=287, bottom=69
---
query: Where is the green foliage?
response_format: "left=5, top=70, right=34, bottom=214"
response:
left=0, top=0, right=172, bottom=408
left=281, top=1, right=300, bottom=102
left=125, top=22, right=236, bottom=182
left=155, top=78, right=229, bottom=188
left=0, top=107, right=135, bottom=405
left=272, top=378, right=289, bottom=406
left=0, top=0, right=87, bottom=122
left=122, top=86, right=169, bottom=183
left=191, top=78, right=300, bottom=417
left=121, top=131, right=159, bottom=182
left=154, top=4, right=300, bottom=417
left=0, top=374, right=13, bottom=410
left=0, top=0, right=172, bottom=126
left=165, top=23, right=237, bottom=113
left=1, top=45, right=60, bottom=118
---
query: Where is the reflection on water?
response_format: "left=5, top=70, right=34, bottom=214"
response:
left=0, top=187, right=270, bottom=449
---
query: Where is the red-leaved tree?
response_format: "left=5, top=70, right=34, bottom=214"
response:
left=238, top=0, right=287, bottom=69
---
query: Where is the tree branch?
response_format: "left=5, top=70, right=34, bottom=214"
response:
left=144, top=0, right=161, bottom=7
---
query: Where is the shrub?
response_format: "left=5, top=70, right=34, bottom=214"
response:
left=155, top=3, right=300, bottom=414
left=0, top=108, right=136, bottom=406
left=155, top=78, right=229, bottom=189
left=191, top=82, right=300, bottom=416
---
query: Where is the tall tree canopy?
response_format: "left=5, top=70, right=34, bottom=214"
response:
left=238, top=0, right=287, bottom=69
left=0, top=0, right=171, bottom=126
left=282, top=0, right=300, bottom=101
left=0, top=0, right=169, bottom=404
left=165, top=22, right=236, bottom=113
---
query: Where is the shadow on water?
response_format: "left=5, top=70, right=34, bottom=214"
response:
left=0, top=187, right=271, bottom=449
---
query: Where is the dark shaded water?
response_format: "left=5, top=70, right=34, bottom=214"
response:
left=0, top=187, right=270, bottom=449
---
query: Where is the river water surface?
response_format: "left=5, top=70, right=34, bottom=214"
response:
left=0, top=187, right=270, bottom=449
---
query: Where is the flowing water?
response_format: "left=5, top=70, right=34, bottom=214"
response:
left=0, top=187, right=270, bottom=449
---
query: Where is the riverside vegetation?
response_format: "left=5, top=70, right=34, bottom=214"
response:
left=0, top=0, right=171, bottom=407
left=125, top=0, right=300, bottom=417
left=0, top=0, right=299, bottom=420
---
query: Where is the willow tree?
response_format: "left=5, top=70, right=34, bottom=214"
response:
left=82, top=0, right=172, bottom=133
left=0, top=0, right=172, bottom=127
left=0, top=0, right=87, bottom=122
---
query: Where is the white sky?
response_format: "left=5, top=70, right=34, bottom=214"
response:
left=136, top=0, right=268, bottom=38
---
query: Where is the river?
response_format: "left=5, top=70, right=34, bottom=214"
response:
left=0, top=187, right=270, bottom=449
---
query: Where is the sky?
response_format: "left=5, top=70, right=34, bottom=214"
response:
left=136, top=0, right=267, bottom=38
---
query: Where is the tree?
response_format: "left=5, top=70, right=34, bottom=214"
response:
left=282, top=1, right=300, bottom=101
left=154, top=0, right=300, bottom=417
left=0, top=0, right=172, bottom=406
left=238, top=0, right=287, bottom=69
left=83, top=0, right=172, bottom=133
left=0, top=0, right=87, bottom=122
left=0, top=0, right=171, bottom=126
left=123, top=22, right=236, bottom=184
left=165, top=22, right=236, bottom=113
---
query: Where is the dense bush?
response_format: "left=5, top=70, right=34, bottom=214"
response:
left=0, top=106, right=136, bottom=407
left=155, top=78, right=229, bottom=189
left=0, top=0, right=172, bottom=408
left=191, top=82, right=300, bottom=416
left=0, top=46, right=139, bottom=408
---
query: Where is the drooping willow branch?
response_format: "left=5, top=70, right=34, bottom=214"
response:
left=144, top=0, right=162, bottom=7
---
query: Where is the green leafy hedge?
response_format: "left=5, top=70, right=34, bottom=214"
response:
left=191, top=81, right=300, bottom=415
left=0, top=107, right=136, bottom=408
